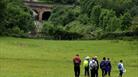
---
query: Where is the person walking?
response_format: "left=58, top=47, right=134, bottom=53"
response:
left=118, top=60, right=126, bottom=77
left=94, top=56, right=99, bottom=77
left=106, top=58, right=112, bottom=77
left=89, top=58, right=97, bottom=77
left=73, top=54, right=81, bottom=77
left=100, top=57, right=107, bottom=77
left=83, top=56, right=90, bottom=77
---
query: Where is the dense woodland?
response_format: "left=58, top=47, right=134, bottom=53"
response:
left=0, top=0, right=138, bottom=39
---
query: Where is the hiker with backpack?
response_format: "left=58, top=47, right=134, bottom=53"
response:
left=83, top=56, right=90, bottom=77
left=118, top=60, right=126, bottom=77
left=106, top=58, right=112, bottom=77
left=94, top=56, right=99, bottom=77
left=89, top=58, right=98, bottom=77
left=100, top=57, right=107, bottom=77
left=73, top=54, right=81, bottom=77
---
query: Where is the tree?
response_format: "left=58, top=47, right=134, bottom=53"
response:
left=90, top=5, right=102, bottom=26
left=106, top=16, right=121, bottom=32
left=49, top=6, right=78, bottom=26
left=120, top=12, right=132, bottom=31
left=0, top=0, right=6, bottom=35
left=112, top=0, right=134, bottom=16
left=99, top=9, right=118, bottom=31
left=132, top=0, right=138, bottom=6
left=130, top=6, right=138, bottom=16
left=80, top=0, right=97, bottom=16
left=0, top=0, right=6, bottom=21
left=77, top=14, right=90, bottom=25
left=65, top=20, right=93, bottom=34
left=42, top=21, right=55, bottom=35
left=0, top=0, right=34, bottom=35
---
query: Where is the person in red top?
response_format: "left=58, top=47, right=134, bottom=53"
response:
left=73, top=54, right=81, bottom=77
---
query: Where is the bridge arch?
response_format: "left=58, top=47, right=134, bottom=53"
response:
left=42, top=11, right=51, bottom=21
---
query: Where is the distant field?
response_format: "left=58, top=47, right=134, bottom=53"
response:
left=0, top=37, right=138, bottom=77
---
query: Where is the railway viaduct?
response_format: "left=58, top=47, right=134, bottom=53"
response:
left=24, top=0, right=73, bottom=21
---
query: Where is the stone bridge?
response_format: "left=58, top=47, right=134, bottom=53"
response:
left=24, top=0, right=73, bottom=21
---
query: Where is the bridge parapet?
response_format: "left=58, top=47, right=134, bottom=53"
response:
left=24, top=1, right=74, bottom=21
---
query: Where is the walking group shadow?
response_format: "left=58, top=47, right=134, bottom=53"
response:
left=73, top=54, right=126, bottom=77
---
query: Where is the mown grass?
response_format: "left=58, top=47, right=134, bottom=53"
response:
left=0, top=37, right=138, bottom=77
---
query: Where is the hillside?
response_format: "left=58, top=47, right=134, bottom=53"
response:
left=0, top=0, right=138, bottom=39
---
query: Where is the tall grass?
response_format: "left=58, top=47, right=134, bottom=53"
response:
left=0, top=37, right=138, bottom=77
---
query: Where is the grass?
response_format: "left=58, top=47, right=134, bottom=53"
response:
left=0, top=37, right=138, bottom=77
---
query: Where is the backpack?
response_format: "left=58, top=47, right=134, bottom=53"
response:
left=89, top=60, right=97, bottom=70
left=83, top=60, right=89, bottom=67
left=118, top=64, right=122, bottom=69
left=74, top=57, right=80, bottom=64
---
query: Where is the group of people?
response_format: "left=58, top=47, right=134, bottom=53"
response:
left=73, top=54, right=126, bottom=77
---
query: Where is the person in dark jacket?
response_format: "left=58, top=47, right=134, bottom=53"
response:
left=94, top=56, right=99, bottom=77
left=73, top=54, right=81, bottom=77
left=106, top=58, right=112, bottom=77
left=100, top=57, right=107, bottom=77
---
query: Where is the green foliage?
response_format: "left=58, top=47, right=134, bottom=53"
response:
left=100, top=31, right=138, bottom=39
left=46, top=0, right=136, bottom=39
left=1, top=0, right=137, bottom=39
left=42, top=21, right=82, bottom=40
left=12, top=26, right=24, bottom=34
left=90, top=5, right=102, bottom=26
left=80, top=0, right=97, bottom=16
left=77, top=14, right=90, bottom=25
left=0, top=0, right=6, bottom=22
left=115, top=0, right=133, bottom=16
left=132, top=0, right=138, bottom=5
left=42, top=21, right=55, bottom=35
left=0, top=0, right=34, bottom=35
left=49, top=7, right=79, bottom=26
left=106, top=16, right=121, bottom=32
left=120, top=12, right=133, bottom=31
left=99, top=9, right=117, bottom=31
left=65, top=21, right=84, bottom=33
left=80, top=0, right=136, bottom=16
left=130, top=6, right=138, bottom=16
left=129, top=25, right=138, bottom=32
left=65, top=21, right=90, bottom=34
left=0, top=0, right=6, bottom=35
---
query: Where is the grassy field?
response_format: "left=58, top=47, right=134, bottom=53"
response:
left=0, top=37, right=138, bottom=77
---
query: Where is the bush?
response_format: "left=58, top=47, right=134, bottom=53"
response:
left=100, top=31, right=138, bottom=39
left=0, top=0, right=34, bottom=36
left=42, top=21, right=83, bottom=40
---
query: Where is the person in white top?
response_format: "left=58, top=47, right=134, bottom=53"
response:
left=89, top=58, right=98, bottom=77
left=118, top=60, right=126, bottom=77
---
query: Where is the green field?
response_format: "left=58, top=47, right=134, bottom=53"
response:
left=0, top=37, right=138, bottom=77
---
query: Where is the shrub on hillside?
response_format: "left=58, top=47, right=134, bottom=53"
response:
left=42, top=21, right=83, bottom=40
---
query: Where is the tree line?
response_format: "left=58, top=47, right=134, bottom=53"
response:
left=0, top=0, right=34, bottom=36
left=42, top=0, right=138, bottom=39
left=0, top=0, right=138, bottom=39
